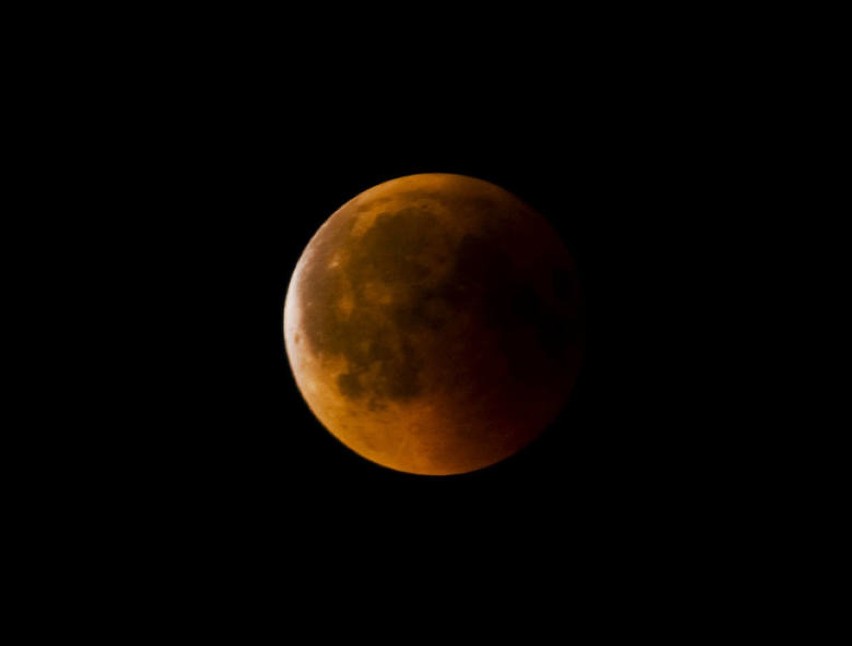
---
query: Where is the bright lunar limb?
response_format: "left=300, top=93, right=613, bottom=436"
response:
left=284, top=174, right=582, bottom=475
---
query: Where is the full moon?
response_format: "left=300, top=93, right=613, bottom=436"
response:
left=284, top=174, right=582, bottom=475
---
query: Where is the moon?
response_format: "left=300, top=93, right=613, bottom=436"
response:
left=284, top=173, right=582, bottom=475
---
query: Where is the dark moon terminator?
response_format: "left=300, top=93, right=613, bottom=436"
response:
left=284, top=173, right=582, bottom=475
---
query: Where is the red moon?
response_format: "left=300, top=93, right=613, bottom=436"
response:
left=284, top=174, right=582, bottom=475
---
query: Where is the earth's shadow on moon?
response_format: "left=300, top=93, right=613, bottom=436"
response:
left=284, top=173, right=587, bottom=478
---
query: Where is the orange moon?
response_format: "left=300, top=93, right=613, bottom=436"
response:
left=284, top=174, right=582, bottom=475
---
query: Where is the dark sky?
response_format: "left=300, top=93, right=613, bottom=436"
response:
left=137, top=97, right=725, bottom=546
left=20, top=9, right=813, bottom=634
left=76, top=36, right=766, bottom=618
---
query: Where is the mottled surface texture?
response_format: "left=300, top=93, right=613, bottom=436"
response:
left=284, top=174, right=582, bottom=475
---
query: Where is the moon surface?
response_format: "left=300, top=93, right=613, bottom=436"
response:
left=284, top=174, right=582, bottom=475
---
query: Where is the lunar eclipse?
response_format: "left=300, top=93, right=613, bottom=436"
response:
left=284, top=173, right=582, bottom=475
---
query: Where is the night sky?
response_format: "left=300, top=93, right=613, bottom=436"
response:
left=78, top=37, right=761, bottom=618
left=19, top=7, right=809, bottom=635
left=144, top=103, right=721, bottom=556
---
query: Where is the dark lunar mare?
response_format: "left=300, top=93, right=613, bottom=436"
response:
left=299, top=194, right=581, bottom=409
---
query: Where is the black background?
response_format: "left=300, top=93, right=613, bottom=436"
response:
left=20, top=10, right=818, bottom=635
left=58, top=23, right=773, bottom=621
left=130, top=92, right=728, bottom=561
